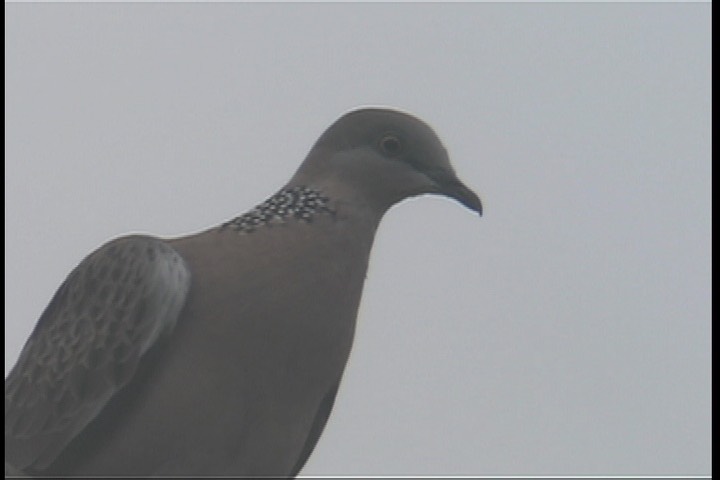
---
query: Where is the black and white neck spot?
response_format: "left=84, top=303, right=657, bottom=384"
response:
left=220, top=186, right=336, bottom=234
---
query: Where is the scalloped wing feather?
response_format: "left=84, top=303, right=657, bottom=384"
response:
left=5, top=235, right=191, bottom=471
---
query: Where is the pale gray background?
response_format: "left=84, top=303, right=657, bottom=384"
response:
left=5, top=3, right=711, bottom=476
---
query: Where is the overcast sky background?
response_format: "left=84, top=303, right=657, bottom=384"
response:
left=5, top=3, right=711, bottom=476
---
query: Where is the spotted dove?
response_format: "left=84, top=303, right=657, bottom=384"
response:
left=5, top=107, right=482, bottom=477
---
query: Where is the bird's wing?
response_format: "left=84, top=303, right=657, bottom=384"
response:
left=290, top=379, right=341, bottom=476
left=5, top=235, right=191, bottom=471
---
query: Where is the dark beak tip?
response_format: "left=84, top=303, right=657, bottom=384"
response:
left=453, top=186, right=483, bottom=217
left=467, top=198, right=483, bottom=217
left=425, top=171, right=482, bottom=218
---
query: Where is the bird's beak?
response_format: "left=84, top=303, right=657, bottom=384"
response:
left=442, top=179, right=483, bottom=216
left=425, top=170, right=483, bottom=216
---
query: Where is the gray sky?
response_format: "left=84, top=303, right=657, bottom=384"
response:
left=5, top=3, right=711, bottom=476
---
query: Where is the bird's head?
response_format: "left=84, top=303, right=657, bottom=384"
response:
left=292, top=107, right=482, bottom=217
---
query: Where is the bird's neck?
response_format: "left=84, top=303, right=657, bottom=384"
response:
left=220, top=182, right=386, bottom=241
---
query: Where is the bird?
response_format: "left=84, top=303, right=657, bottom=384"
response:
left=5, top=107, right=482, bottom=477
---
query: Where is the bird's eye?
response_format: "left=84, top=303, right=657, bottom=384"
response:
left=379, top=134, right=403, bottom=156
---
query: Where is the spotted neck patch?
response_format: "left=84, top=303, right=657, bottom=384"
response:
left=220, top=186, right=336, bottom=234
